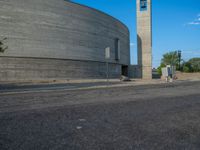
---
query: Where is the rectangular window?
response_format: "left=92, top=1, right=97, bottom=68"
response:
left=115, top=38, right=120, bottom=60
left=140, top=0, right=147, bottom=11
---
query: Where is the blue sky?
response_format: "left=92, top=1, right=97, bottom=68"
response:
left=72, top=0, right=200, bottom=67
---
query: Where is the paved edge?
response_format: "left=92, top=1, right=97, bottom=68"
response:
left=0, top=80, right=199, bottom=96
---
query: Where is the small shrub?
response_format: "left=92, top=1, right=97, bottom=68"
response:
left=183, top=66, right=190, bottom=73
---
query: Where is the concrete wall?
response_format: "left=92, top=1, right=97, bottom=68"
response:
left=136, top=0, right=152, bottom=79
left=0, top=0, right=130, bottom=81
left=0, top=57, right=121, bottom=81
left=129, top=65, right=141, bottom=78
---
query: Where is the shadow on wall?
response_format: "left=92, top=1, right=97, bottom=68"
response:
left=0, top=37, right=8, bottom=53
left=129, top=65, right=140, bottom=78
left=136, top=34, right=142, bottom=78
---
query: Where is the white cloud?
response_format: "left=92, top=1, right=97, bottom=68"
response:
left=188, top=22, right=200, bottom=25
left=187, top=14, right=200, bottom=26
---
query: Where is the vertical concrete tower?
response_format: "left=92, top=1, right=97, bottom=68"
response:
left=137, top=0, right=152, bottom=79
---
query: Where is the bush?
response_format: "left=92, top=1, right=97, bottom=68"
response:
left=157, top=63, right=166, bottom=75
left=183, top=66, right=190, bottom=73
left=188, top=58, right=200, bottom=72
left=182, top=58, right=200, bottom=73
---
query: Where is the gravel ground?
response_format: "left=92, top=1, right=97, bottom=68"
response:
left=0, top=81, right=200, bottom=150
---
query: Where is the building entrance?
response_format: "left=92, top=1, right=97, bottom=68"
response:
left=121, top=65, right=128, bottom=76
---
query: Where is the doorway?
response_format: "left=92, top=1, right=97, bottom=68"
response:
left=121, top=65, right=128, bottom=76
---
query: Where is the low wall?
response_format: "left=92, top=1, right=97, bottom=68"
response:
left=0, top=57, right=121, bottom=81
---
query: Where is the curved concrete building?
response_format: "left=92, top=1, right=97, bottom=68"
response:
left=0, top=0, right=130, bottom=81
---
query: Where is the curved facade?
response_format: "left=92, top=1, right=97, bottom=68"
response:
left=0, top=0, right=130, bottom=81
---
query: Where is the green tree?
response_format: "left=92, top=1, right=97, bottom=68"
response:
left=157, top=63, right=165, bottom=75
left=182, top=62, right=192, bottom=72
left=188, top=58, right=200, bottom=72
left=161, top=51, right=179, bottom=67
left=181, top=58, right=200, bottom=73
left=157, top=51, right=181, bottom=75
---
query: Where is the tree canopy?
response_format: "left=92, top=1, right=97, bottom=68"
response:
left=158, top=51, right=200, bottom=73
left=183, top=58, right=200, bottom=72
left=161, top=51, right=179, bottom=66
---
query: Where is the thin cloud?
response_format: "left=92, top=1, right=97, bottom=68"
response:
left=183, top=51, right=200, bottom=55
left=187, top=13, right=200, bottom=26
left=182, top=50, right=200, bottom=55
left=188, top=22, right=200, bottom=25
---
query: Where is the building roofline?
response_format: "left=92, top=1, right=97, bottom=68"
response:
left=66, top=0, right=129, bottom=33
